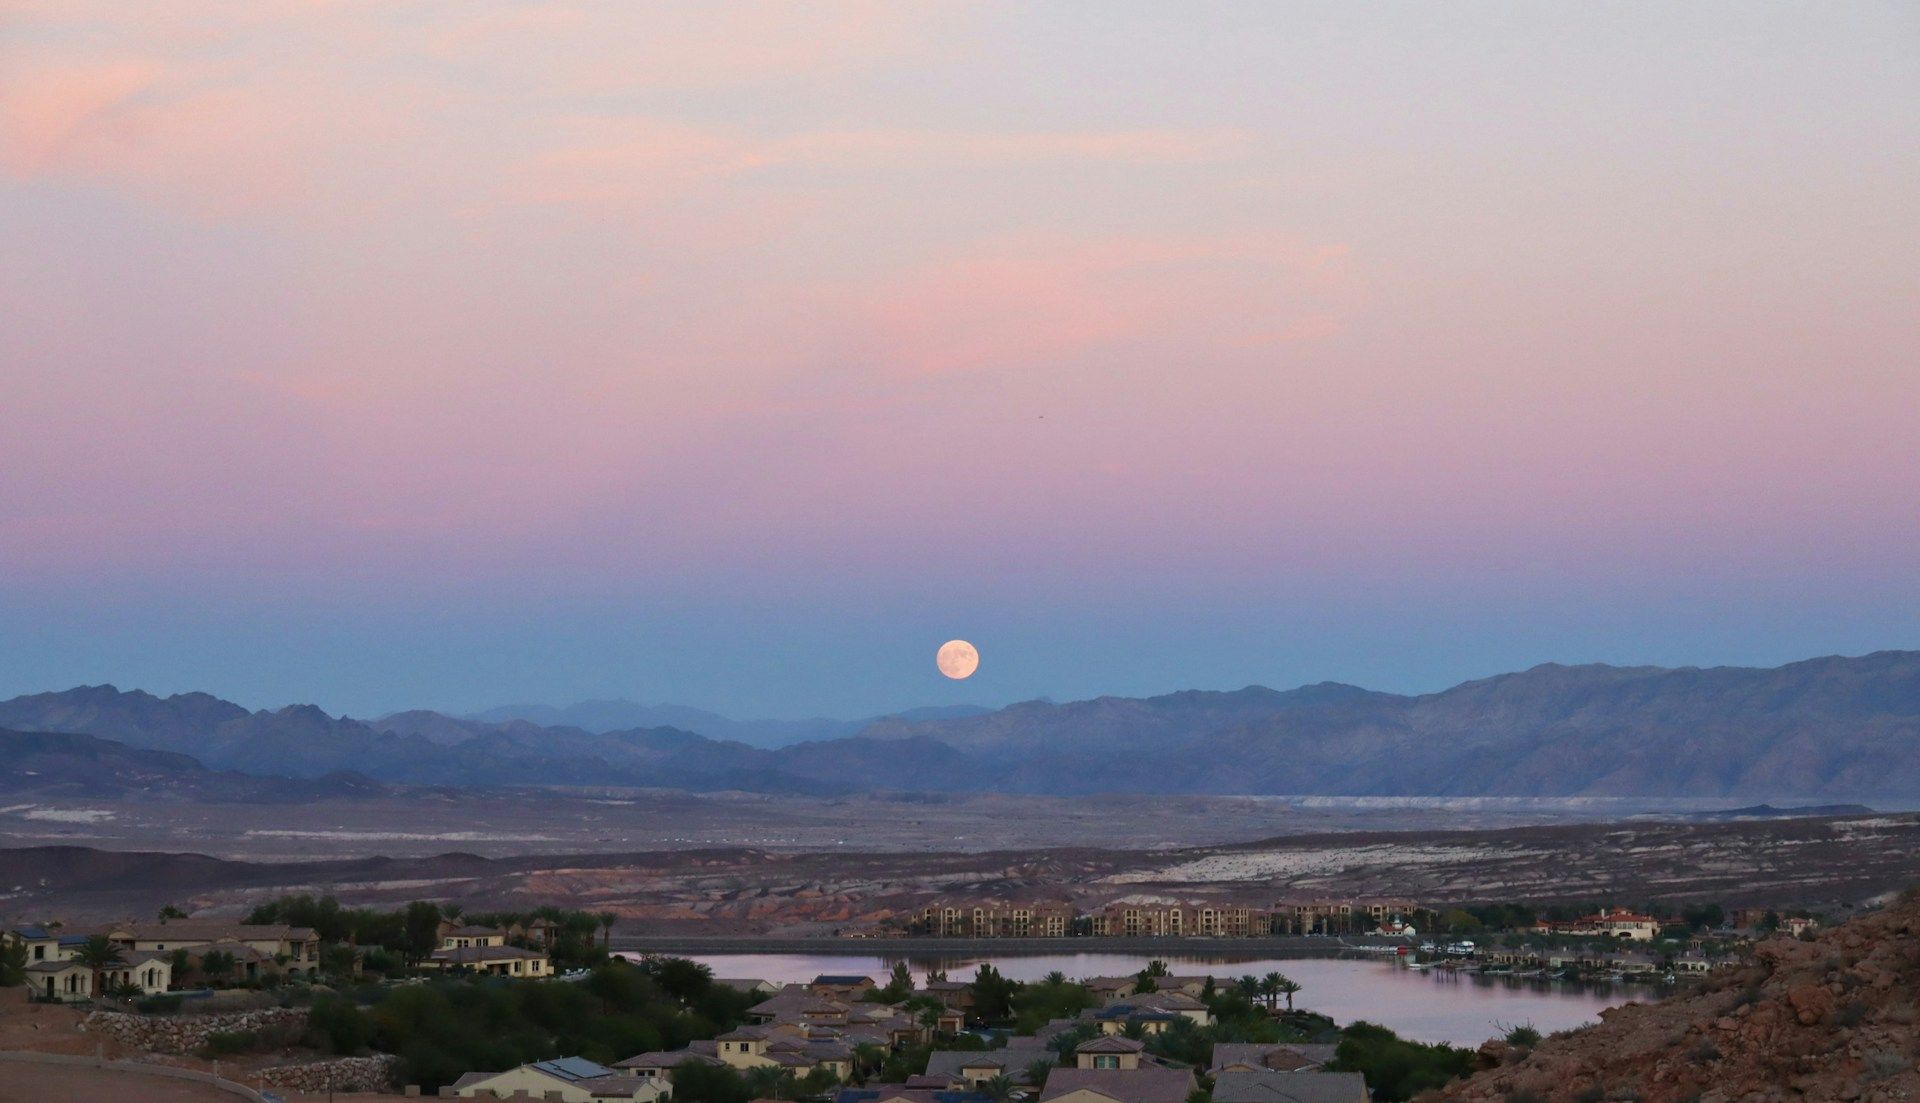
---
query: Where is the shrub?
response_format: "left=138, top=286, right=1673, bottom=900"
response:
left=1502, top=1023, right=1541, bottom=1049
left=200, top=1030, right=259, bottom=1057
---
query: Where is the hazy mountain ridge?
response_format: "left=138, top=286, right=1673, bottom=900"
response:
left=0, top=727, right=382, bottom=802
left=2, top=651, right=1917, bottom=798
left=463, top=699, right=992, bottom=748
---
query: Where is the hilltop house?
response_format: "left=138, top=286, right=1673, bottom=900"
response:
left=438, top=922, right=509, bottom=949
left=103, top=919, right=321, bottom=979
left=6, top=925, right=175, bottom=1000
left=422, top=943, right=552, bottom=977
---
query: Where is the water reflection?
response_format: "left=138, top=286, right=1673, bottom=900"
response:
left=659, top=950, right=1653, bottom=1048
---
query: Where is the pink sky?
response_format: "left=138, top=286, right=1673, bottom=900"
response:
left=1, top=3, right=1916, bottom=715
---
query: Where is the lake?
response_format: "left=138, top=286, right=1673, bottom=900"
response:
left=671, top=950, right=1652, bottom=1048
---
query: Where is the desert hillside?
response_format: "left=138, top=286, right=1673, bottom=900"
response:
left=1437, top=889, right=1920, bottom=1102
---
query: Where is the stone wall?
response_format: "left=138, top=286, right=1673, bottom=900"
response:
left=81, top=1007, right=309, bottom=1054
left=254, top=1055, right=399, bottom=1093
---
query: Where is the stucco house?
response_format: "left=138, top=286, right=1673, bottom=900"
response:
left=422, top=943, right=552, bottom=977
left=23, top=959, right=95, bottom=1002
left=1209, top=1044, right=1338, bottom=1074
left=1075, top=1037, right=1147, bottom=1070
left=1210, top=1070, right=1369, bottom=1103
left=103, top=920, right=321, bottom=978
left=1038, top=1066, right=1197, bottom=1103
left=451, top=1056, right=671, bottom=1101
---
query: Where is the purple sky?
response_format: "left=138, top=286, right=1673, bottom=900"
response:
left=2, top=3, right=1916, bottom=719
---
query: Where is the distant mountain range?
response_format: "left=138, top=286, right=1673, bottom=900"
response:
left=461, top=700, right=992, bottom=748
left=2, top=650, right=1918, bottom=799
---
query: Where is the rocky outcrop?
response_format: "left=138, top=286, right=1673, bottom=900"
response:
left=1434, top=889, right=1920, bottom=1102
left=253, top=1055, right=397, bottom=1093
left=80, top=1007, right=308, bottom=1054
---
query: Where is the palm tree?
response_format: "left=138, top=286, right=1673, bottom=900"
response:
left=1258, top=972, right=1284, bottom=1010
left=596, top=912, right=618, bottom=949
left=981, top=1075, right=1016, bottom=1103
left=1042, top=970, right=1067, bottom=986
left=1025, top=1059, right=1057, bottom=1088
left=1272, top=976, right=1301, bottom=1013
left=71, top=935, right=125, bottom=1001
left=745, top=1065, right=793, bottom=1100
left=1234, top=975, right=1260, bottom=1001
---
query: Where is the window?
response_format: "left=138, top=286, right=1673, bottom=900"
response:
left=1095, top=1056, right=1119, bottom=1070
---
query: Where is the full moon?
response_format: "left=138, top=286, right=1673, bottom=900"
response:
left=936, top=639, right=980, bottom=680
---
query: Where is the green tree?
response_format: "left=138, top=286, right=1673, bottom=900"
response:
left=597, top=911, right=618, bottom=948
left=157, top=904, right=188, bottom=920
left=876, top=961, right=915, bottom=1002
left=969, top=962, right=1018, bottom=1023
left=200, top=950, right=236, bottom=985
left=980, top=1074, right=1016, bottom=1102
left=402, top=901, right=443, bottom=965
left=744, top=1065, right=795, bottom=1100
left=71, top=935, right=125, bottom=1001
left=309, top=994, right=373, bottom=1054
left=1, top=937, right=28, bottom=988
left=1333, top=1021, right=1474, bottom=1102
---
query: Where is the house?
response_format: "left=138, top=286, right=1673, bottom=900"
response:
left=835, top=1087, right=994, bottom=1103
left=922, top=1050, right=1048, bottom=1087
left=422, top=943, right=552, bottom=977
left=810, top=974, right=877, bottom=999
left=102, top=920, right=322, bottom=978
left=747, top=985, right=854, bottom=1024
left=1210, top=1070, right=1369, bottom=1103
left=1093, top=990, right=1212, bottom=1033
left=611, top=1050, right=726, bottom=1081
left=1075, top=1037, right=1146, bottom=1070
left=101, top=950, right=174, bottom=996
left=1083, top=977, right=1140, bottom=1000
left=716, top=978, right=781, bottom=996
left=1209, top=1044, right=1338, bottom=1074
left=710, top=1025, right=852, bottom=1078
left=2, top=926, right=64, bottom=966
left=450, top=1056, right=670, bottom=1101
left=922, top=979, right=974, bottom=1010
left=1038, top=1066, right=1197, bottom=1103
left=24, top=960, right=94, bottom=1002
left=439, top=922, right=509, bottom=949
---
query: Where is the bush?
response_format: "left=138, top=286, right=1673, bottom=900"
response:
left=200, top=1030, right=259, bottom=1057
left=1501, top=1023, right=1541, bottom=1049
left=135, top=994, right=184, bottom=1015
left=1334, top=1022, right=1475, bottom=1102
left=309, top=994, right=374, bottom=1055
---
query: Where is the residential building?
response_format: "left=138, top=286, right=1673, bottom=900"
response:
left=1210, top=1070, right=1369, bottom=1103
left=450, top=1056, right=670, bottom=1101
left=102, top=920, right=321, bottom=978
left=810, top=974, right=876, bottom=999
left=1038, top=1066, right=1197, bottom=1103
left=1209, top=1044, right=1338, bottom=1074
left=439, top=922, right=509, bottom=949
left=422, top=944, right=552, bottom=977
left=1075, top=1037, right=1146, bottom=1071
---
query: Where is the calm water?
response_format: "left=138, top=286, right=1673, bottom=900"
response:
left=674, top=951, right=1651, bottom=1048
